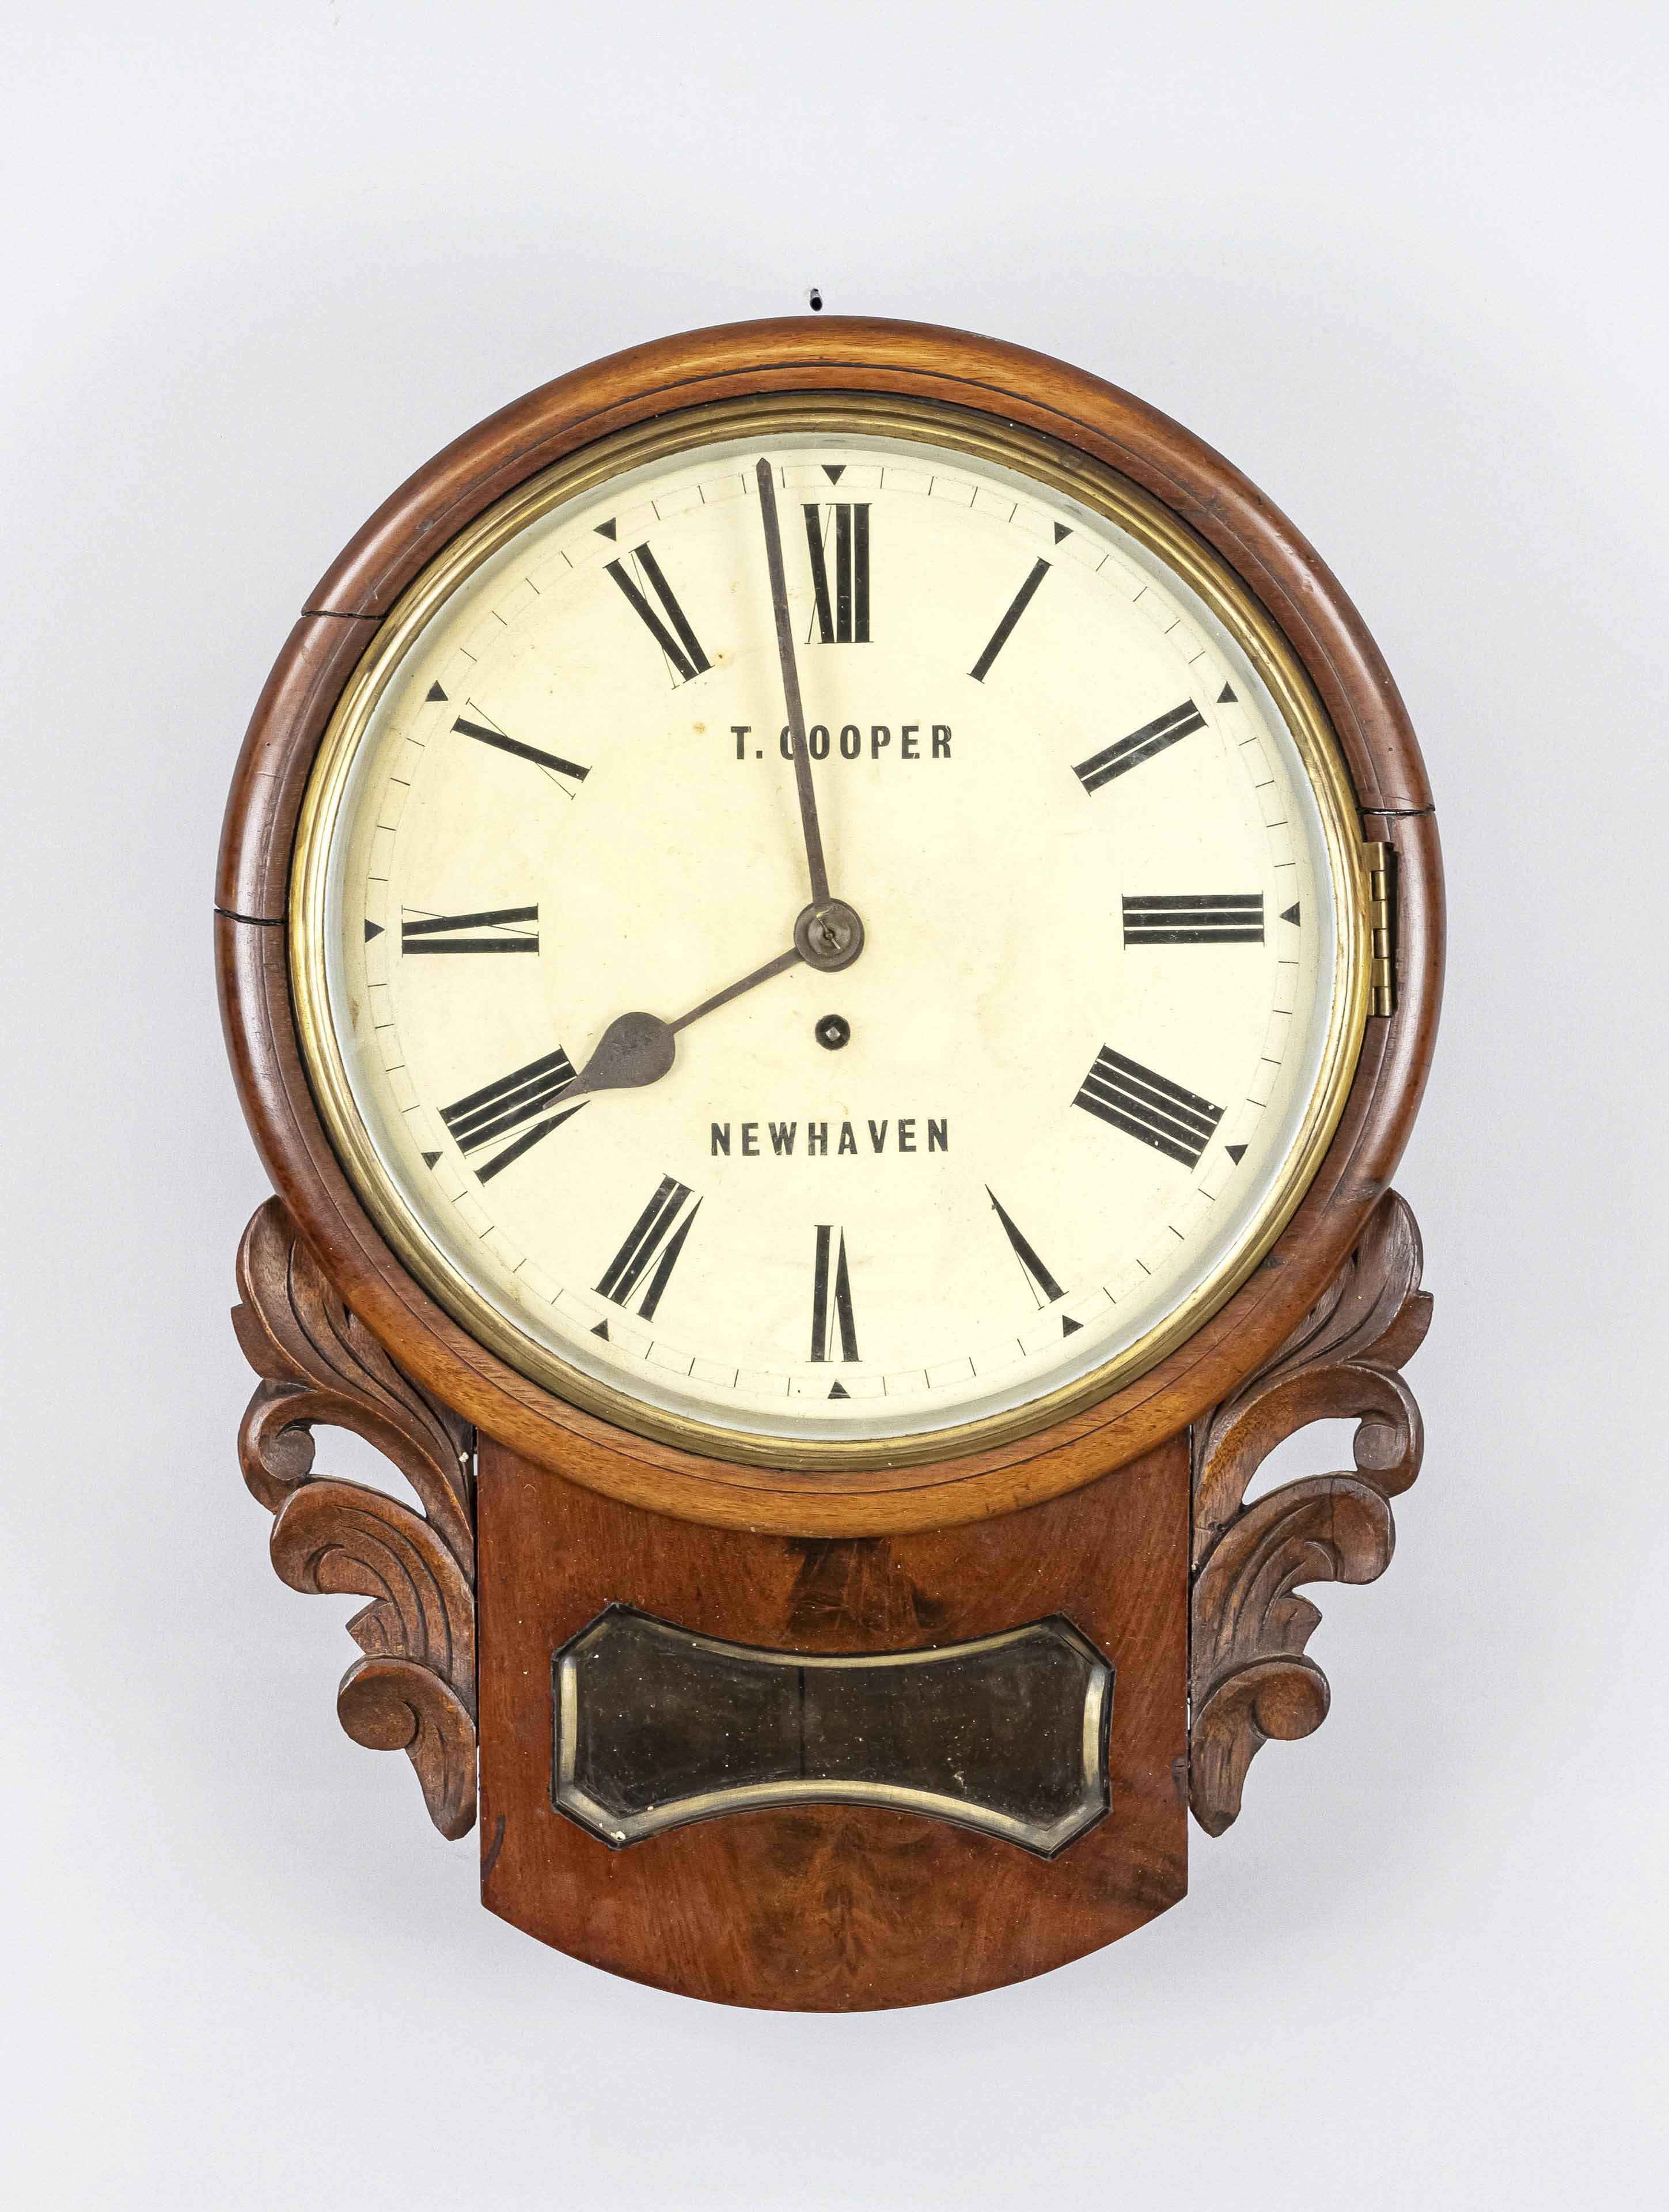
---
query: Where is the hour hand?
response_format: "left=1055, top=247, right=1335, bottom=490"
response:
left=565, top=946, right=804, bottom=1097
left=564, top=1011, right=677, bottom=1098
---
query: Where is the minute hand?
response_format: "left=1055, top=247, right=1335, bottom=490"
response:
left=756, top=457, right=830, bottom=908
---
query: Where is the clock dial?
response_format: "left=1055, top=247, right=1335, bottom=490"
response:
left=294, top=408, right=1367, bottom=1460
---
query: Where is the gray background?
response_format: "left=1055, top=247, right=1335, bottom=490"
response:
left=3, top=5, right=1664, bottom=2205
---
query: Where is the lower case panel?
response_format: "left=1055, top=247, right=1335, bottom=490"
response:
left=477, top=1438, right=1188, bottom=2010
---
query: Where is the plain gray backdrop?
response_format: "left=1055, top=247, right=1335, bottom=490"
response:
left=3, top=4, right=1664, bottom=2205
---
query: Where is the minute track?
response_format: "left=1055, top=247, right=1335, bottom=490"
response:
left=309, top=412, right=1342, bottom=1452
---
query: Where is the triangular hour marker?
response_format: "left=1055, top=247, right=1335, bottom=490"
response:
left=1218, top=683, right=1237, bottom=703
left=594, top=518, right=616, bottom=540
left=363, top=920, right=383, bottom=941
left=1053, top=523, right=1072, bottom=543
left=1281, top=902, right=1301, bottom=925
left=591, top=1320, right=610, bottom=1339
left=421, top=1150, right=440, bottom=1168
left=1226, top=1144, right=1247, bottom=1165
left=1061, top=1315, right=1083, bottom=1336
left=426, top=681, right=448, bottom=703
left=823, top=464, right=845, bottom=484
left=828, top=1380, right=849, bottom=1399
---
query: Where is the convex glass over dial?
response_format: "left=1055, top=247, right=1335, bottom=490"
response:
left=294, top=402, right=1368, bottom=1463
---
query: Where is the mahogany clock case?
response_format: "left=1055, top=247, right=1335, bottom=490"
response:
left=217, top=315, right=1442, bottom=1541
left=223, top=317, right=1440, bottom=2008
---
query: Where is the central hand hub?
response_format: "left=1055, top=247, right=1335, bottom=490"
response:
left=794, top=899, right=866, bottom=973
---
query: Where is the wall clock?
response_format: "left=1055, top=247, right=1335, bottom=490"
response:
left=219, top=316, right=1441, bottom=2008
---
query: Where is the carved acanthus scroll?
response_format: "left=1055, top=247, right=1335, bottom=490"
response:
left=1189, top=1191, right=1431, bottom=1836
left=233, top=1200, right=477, bottom=1839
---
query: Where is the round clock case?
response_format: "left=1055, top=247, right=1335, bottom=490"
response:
left=217, top=317, right=1441, bottom=1537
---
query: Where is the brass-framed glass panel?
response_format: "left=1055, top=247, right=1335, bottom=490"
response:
left=552, top=1606, right=1113, bottom=1858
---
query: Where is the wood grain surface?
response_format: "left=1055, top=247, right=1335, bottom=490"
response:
left=1189, top=1189, right=1431, bottom=1834
left=233, top=1198, right=479, bottom=1838
left=477, top=1432, right=1188, bottom=2009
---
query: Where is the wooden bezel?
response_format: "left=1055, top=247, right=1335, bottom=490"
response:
left=218, top=316, right=1442, bottom=1536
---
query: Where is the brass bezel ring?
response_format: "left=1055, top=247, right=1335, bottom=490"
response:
left=290, top=391, right=1371, bottom=1472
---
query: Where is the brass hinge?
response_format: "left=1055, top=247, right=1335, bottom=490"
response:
left=1363, top=840, right=1396, bottom=1017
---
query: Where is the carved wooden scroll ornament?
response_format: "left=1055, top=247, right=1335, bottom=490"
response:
left=230, top=1187, right=1430, bottom=1859
left=1189, top=1190, right=1431, bottom=1836
left=233, top=1200, right=477, bottom=1839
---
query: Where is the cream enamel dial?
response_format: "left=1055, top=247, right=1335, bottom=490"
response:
left=294, top=403, right=1368, bottom=1465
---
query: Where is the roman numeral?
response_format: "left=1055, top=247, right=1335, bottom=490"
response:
left=1121, top=893, right=1264, bottom=946
left=400, top=904, right=539, bottom=955
left=802, top=502, right=871, bottom=642
left=970, top=558, right=1049, bottom=681
left=440, top=1046, right=584, bottom=1181
left=987, top=1188, right=1069, bottom=1315
left=809, top=1225, right=859, bottom=1363
left=1072, top=1047, right=1223, bottom=1169
left=595, top=1176, right=701, bottom=1320
left=453, top=708, right=589, bottom=791
left=605, top=544, right=711, bottom=683
left=1073, top=700, right=1206, bottom=793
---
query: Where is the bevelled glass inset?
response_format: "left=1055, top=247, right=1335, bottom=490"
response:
left=552, top=1606, right=1113, bottom=1857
